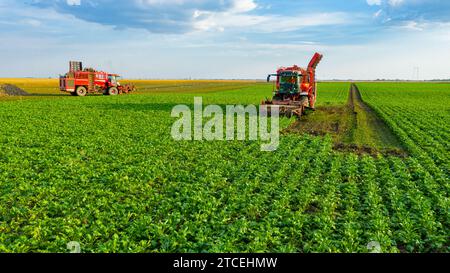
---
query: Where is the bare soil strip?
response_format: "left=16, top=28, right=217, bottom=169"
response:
left=284, top=84, right=407, bottom=157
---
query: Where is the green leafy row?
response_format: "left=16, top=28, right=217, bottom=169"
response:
left=0, top=81, right=448, bottom=253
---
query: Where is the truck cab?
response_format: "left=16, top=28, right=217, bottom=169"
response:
left=108, top=74, right=121, bottom=86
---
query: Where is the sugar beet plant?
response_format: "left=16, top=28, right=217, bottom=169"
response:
left=0, top=81, right=448, bottom=253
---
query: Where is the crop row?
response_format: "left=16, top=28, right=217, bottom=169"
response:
left=0, top=81, right=448, bottom=252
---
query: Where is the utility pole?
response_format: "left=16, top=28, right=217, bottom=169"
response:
left=413, top=67, right=420, bottom=81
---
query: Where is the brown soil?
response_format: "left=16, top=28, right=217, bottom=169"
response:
left=284, top=84, right=407, bottom=157
left=332, top=143, right=407, bottom=158
left=284, top=105, right=354, bottom=138
left=0, top=84, right=30, bottom=96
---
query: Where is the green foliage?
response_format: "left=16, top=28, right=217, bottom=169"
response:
left=0, top=81, right=448, bottom=253
left=316, top=82, right=350, bottom=106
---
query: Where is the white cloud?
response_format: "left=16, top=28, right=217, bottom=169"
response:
left=231, top=0, right=257, bottom=12
left=21, top=19, right=42, bottom=27
left=367, top=0, right=382, bottom=5
left=368, top=0, right=450, bottom=26
left=194, top=12, right=352, bottom=32
left=388, top=0, right=404, bottom=6
left=367, top=0, right=404, bottom=6
left=66, top=0, right=81, bottom=6
left=374, top=9, right=383, bottom=18
left=30, top=0, right=258, bottom=33
left=397, top=20, right=425, bottom=31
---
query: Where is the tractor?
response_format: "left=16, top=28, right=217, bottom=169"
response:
left=263, top=52, right=323, bottom=118
left=59, top=61, right=135, bottom=96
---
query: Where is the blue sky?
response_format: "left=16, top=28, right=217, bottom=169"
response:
left=0, top=0, right=449, bottom=79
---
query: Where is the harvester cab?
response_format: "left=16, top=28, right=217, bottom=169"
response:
left=108, top=74, right=120, bottom=86
left=263, top=53, right=323, bottom=118
left=267, top=71, right=302, bottom=97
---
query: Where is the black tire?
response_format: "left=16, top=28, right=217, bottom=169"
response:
left=300, top=96, right=309, bottom=107
left=108, top=87, right=119, bottom=96
left=76, top=86, right=87, bottom=97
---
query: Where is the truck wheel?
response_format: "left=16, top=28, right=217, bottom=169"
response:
left=76, top=86, right=87, bottom=97
left=108, top=87, right=119, bottom=96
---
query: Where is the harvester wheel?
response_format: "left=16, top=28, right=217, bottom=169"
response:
left=300, top=96, right=309, bottom=107
left=108, top=87, right=119, bottom=96
left=75, top=86, right=87, bottom=97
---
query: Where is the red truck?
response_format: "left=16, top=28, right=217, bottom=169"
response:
left=59, top=61, right=135, bottom=96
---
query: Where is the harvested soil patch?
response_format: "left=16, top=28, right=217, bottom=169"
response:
left=284, top=105, right=354, bottom=141
left=0, top=84, right=30, bottom=96
left=333, top=143, right=408, bottom=157
left=284, top=84, right=407, bottom=157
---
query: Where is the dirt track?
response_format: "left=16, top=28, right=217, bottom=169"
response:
left=285, top=84, right=406, bottom=156
left=349, top=84, right=404, bottom=150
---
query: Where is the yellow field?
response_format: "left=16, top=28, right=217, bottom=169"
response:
left=0, top=78, right=58, bottom=95
left=0, top=78, right=262, bottom=99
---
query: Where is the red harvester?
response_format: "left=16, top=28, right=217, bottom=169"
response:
left=263, top=52, right=323, bottom=118
left=59, top=61, right=135, bottom=96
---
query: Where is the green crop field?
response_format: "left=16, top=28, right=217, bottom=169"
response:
left=0, top=80, right=448, bottom=253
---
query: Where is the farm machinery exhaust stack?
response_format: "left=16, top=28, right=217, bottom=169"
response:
left=59, top=61, right=135, bottom=96
left=263, top=52, right=323, bottom=118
